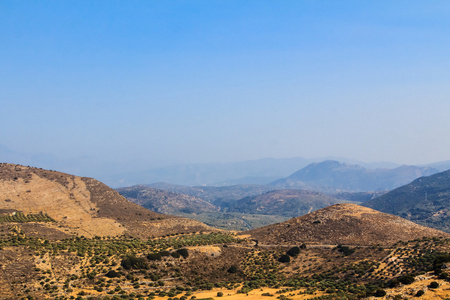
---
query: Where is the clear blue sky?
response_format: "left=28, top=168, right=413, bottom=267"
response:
left=1, top=0, right=450, bottom=167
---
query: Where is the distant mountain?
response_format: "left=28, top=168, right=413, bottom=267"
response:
left=0, top=163, right=213, bottom=239
left=117, top=185, right=218, bottom=215
left=270, top=160, right=439, bottom=192
left=424, top=160, right=450, bottom=172
left=364, top=170, right=450, bottom=233
left=247, top=203, right=449, bottom=246
left=106, top=157, right=316, bottom=187
left=227, top=189, right=354, bottom=217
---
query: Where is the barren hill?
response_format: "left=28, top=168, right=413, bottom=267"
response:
left=117, top=185, right=218, bottom=215
left=0, top=163, right=212, bottom=239
left=247, top=203, right=449, bottom=246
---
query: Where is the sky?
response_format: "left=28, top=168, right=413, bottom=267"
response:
left=1, top=0, right=450, bottom=170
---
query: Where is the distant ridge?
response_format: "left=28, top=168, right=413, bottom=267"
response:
left=247, top=203, right=448, bottom=246
left=270, top=160, right=439, bottom=192
left=227, top=189, right=353, bottom=217
left=364, top=169, right=450, bottom=233
left=117, top=185, right=218, bottom=215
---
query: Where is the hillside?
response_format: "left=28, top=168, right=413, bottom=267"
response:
left=0, top=169, right=450, bottom=300
left=228, top=189, right=354, bottom=217
left=117, top=185, right=218, bottom=215
left=270, top=160, right=439, bottom=192
left=364, top=169, right=450, bottom=233
left=148, top=182, right=275, bottom=205
left=247, top=203, right=449, bottom=246
left=0, top=163, right=213, bottom=239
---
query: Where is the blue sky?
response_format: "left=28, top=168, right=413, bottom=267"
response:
left=1, top=1, right=450, bottom=169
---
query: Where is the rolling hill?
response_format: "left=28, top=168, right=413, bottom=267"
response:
left=116, top=185, right=218, bottom=215
left=0, top=163, right=213, bottom=239
left=247, top=203, right=449, bottom=246
left=364, top=169, right=450, bottom=233
left=270, top=160, right=439, bottom=192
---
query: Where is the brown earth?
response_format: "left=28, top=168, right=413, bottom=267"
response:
left=0, top=163, right=214, bottom=239
left=247, top=203, right=450, bottom=246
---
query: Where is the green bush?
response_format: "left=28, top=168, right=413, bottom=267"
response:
left=278, top=255, right=291, bottom=263
left=286, top=246, right=300, bottom=257
left=121, top=255, right=148, bottom=270
left=227, top=265, right=238, bottom=274
left=415, top=290, right=425, bottom=297
left=398, top=275, right=415, bottom=285
left=373, top=289, right=386, bottom=297
left=428, top=281, right=439, bottom=289
left=147, top=253, right=162, bottom=261
left=176, top=248, right=189, bottom=258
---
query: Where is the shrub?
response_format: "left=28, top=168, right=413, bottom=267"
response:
left=105, top=270, right=120, bottom=278
left=388, top=279, right=400, bottom=288
left=121, top=255, right=148, bottom=270
left=428, top=281, right=439, bottom=289
left=217, top=292, right=223, bottom=297
left=278, top=255, right=291, bottom=263
left=373, top=289, right=386, bottom=297
left=147, top=253, right=162, bottom=261
left=336, top=245, right=355, bottom=256
left=398, top=275, right=415, bottom=285
left=227, top=265, right=238, bottom=274
left=286, top=246, right=300, bottom=257
left=415, top=290, right=425, bottom=297
left=176, top=248, right=189, bottom=258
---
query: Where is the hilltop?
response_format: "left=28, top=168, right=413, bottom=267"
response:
left=364, top=169, right=450, bottom=233
left=0, top=163, right=213, bottom=239
left=270, top=160, right=439, bottom=192
left=247, top=203, right=449, bottom=246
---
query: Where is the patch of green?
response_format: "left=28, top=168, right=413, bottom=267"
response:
left=0, top=212, right=55, bottom=223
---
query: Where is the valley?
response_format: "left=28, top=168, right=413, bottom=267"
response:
left=1, top=163, right=450, bottom=300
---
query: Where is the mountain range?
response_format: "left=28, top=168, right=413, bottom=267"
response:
left=270, top=160, right=439, bottom=192
left=4, top=144, right=450, bottom=187
left=364, top=169, right=450, bottom=233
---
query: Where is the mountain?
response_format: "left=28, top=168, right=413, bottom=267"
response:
left=364, top=169, right=450, bottom=233
left=148, top=182, right=276, bottom=205
left=270, top=160, right=439, bottom=192
left=0, top=163, right=213, bottom=239
left=424, top=159, right=450, bottom=172
left=247, top=203, right=449, bottom=246
left=116, top=185, right=218, bottom=215
left=227, top=189, right=354, bottom=217
left=104, top=157, right=316, bottom=187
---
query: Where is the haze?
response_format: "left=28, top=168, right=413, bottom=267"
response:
left=2, top=1, right=450, bottom=174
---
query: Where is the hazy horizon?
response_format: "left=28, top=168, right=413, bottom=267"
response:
left=2, top=1, right=450, bottom=172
